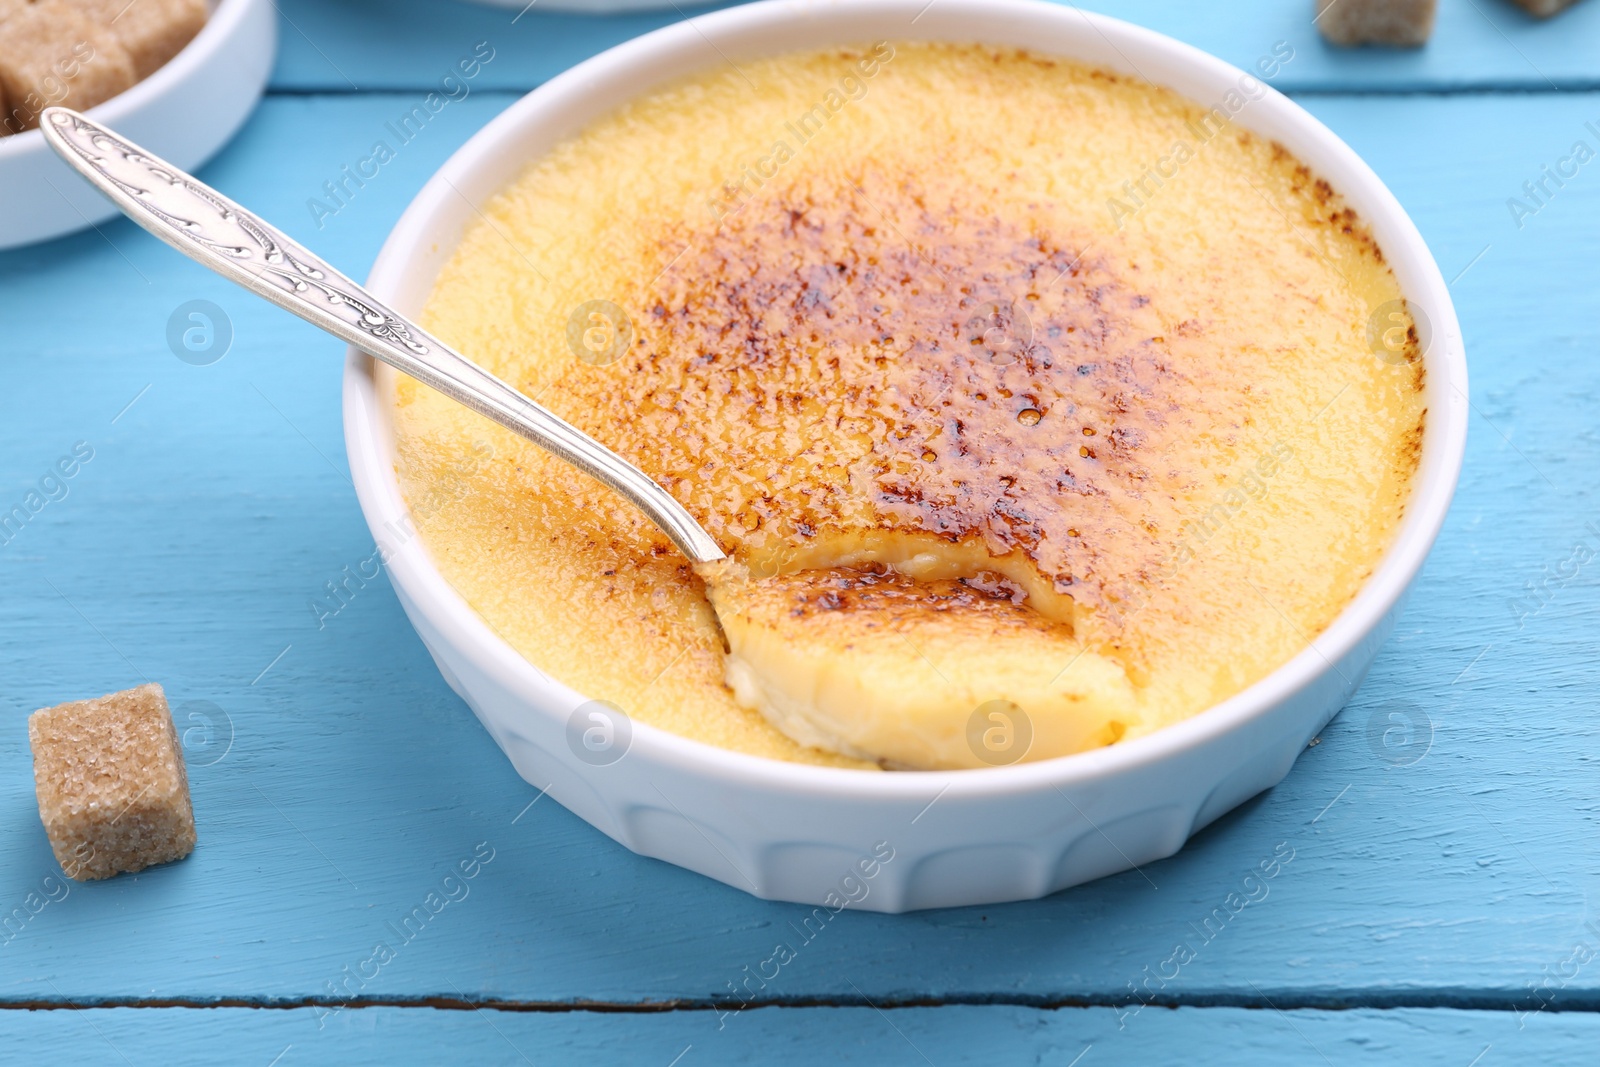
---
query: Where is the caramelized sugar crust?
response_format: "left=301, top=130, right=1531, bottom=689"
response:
left=565, top=169, right=1229, bottom=637
left=768, top=565, right=1058, bottom=632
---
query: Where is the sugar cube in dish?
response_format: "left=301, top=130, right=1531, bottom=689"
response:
left=72, top=0, right=208, bottom=80
left=0, top=0, right=134, bottom=132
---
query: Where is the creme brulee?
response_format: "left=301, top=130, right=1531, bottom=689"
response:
left=391, top=42, right=1426, bottom=770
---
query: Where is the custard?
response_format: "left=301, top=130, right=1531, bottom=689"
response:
left=392, top=42, right=1425, bottom=770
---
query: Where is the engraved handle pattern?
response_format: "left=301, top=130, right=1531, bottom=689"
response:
left=41, top=107, right=726, bottom=566
left=44, top=108, right=433, bottom=369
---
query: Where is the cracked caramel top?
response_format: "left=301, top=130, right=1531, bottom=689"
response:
left=561, top=167, right=1230, bottom=635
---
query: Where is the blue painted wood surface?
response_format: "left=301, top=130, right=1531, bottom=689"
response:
left=3, top=0, right=1600, bottom=1059
left=4, top=1006, right=1600, bottom=1065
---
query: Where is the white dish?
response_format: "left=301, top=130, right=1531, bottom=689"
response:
left=343, top=0, right=1467, bottom=912
left=0, top=0, right=275, bottom=251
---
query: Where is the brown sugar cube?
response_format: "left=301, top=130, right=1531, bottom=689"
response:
left=0, top=1, right=135, bottom=132
left=0, top=0, right=30, bottom=133
left=70, top=0, right=207, bottom=80
left=29, top=683, right=197, bottom=881
left=0, top=0, right=28, bottom=136
left=1315, top=0, right=1437, bottom=47
left=1511, top=0, right=1585, bottom=16
left=0, top=0, right=12, bottom=137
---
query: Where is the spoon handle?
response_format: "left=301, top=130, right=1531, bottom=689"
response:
left=41, top=106, right=725, bottom=566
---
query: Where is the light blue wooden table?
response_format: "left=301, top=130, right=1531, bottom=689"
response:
left=3, top=0, right=1599, bottom=1061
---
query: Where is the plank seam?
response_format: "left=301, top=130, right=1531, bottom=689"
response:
left=2, top=995, right=1596, bottom=1014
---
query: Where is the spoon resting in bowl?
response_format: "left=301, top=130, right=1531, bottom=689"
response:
left=43, top=105, right=1145, bottom=771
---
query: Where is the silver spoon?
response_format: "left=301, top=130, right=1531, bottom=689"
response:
left=41, top=106, right=726, bottom=567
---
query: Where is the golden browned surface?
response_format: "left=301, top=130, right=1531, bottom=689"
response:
left=758, top=566, right=1048, bottom=628
left=591, top=169, right=1225, bottom=639
left=394, top=43, right=1426, bottom=768
left=28, top=683, right=197, bottom=880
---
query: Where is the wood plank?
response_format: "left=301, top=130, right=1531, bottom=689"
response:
left=1, top=1005, right=1596, bottom=1065
left=2, top=89, right=1599, bottom=1006
left=266, top=0, right=1600, bottom=95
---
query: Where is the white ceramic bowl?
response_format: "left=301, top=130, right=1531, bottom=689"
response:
left=0, top=0, right=275, bottom=250
left=343, top=0, right=1467, bottom=912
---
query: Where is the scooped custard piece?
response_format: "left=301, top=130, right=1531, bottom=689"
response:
left=706, top=563, right=1136, bottom=768
left=393, top=42, right=1426, bottom=769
